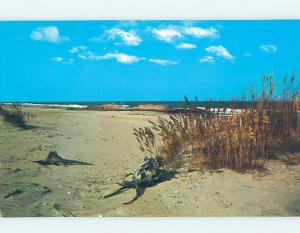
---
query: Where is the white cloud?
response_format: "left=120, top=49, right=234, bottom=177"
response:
left=51, top=57, right=73, bottom=64
left=52, top=57, right=63, bottom=63
left=176, top=43, right=197, bottom=49
left=31, top=26, right=69, bottom=43
left=69, top=46, right=88, bottom=54
left=104, top=53, right=141, bottom=63
left=260, top=44, right=277, bottom=53
left=152, top=28, right=182, bottom=42
left=183, top=27, right=218, bottom=39
left=77, top=51, right=105, bottom=61
left=151, top=26, right=218, bottom=43
left=78, top=54, right=88, bottom=60
left=77, top=49, right=179, bottom=66
left=78, top=51, right=141, bottom=64
left=206, top=45, right=234, bottom=60
left=148, top=59, right=179, bottom=65
left=199, top=55, right=215, bottom=63
left=106, top=28, right=141, bottom=46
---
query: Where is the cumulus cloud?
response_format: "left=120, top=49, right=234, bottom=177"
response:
left=206, top=45, right=234, bottom=60
left=152, top=28, right=182, bottom=42
left=176, top=43, right=197, bottom=49
left=106, top=28, right=141, bottom=46
left=151, top=26, right=219, bottom=43
left=260, top=44, right=277, bottom=53
left=51, top=57, right=73, bottom=64
left=199, top=55, right=215, bottom=63
left=183, top=27, right=218, bottom=39
left=103, top=53, right=141, bottom=63
left=52, top=57, right=63, bottom=63
left=78, top=51, right=141, bottom=64
left=31, top=26, right=69, bottom=43
left=69, top=46, right=88, bottom=54
left=77, top=49, right=179, bottom=66
left=148, top=59, right=179, bottom=65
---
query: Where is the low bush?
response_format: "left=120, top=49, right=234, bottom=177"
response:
left=0, top=103, right=29, bottom=129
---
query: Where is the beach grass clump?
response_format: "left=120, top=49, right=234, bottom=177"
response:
left=133, top=75, right=300, bottom=172
left=0, top=103, right=29, bottom=129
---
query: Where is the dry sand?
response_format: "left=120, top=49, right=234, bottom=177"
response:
left=0, top=107, right=300, bottom=217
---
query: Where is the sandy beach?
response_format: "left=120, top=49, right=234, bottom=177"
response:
left=0, top=107, right=300, bottom=217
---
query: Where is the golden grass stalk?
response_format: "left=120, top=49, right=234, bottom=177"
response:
left=133, top=75, right=300, bottom=172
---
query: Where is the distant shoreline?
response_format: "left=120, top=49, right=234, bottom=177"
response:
left=0, top=100, right=271, bottom=111
left=0, top=102, right=244, bottom=114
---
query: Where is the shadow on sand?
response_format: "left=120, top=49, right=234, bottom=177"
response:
left=33, top=151, right=93, bottom=166
left=104, top=171, right=178, bottom=205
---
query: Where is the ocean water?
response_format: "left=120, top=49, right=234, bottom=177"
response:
left=6, top=101, right=255, bottom=109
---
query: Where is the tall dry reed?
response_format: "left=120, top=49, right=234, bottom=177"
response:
left=133, top=75, right=300, bottom=172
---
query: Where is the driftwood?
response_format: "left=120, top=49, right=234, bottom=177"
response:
left=33, top=150, right=92, bottom=166
left=104, top=156, right=176, bottom=204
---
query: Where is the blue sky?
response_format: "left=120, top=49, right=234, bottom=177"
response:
left=0, top=20, right=299, bottom=102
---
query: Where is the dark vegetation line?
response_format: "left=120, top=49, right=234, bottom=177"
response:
left=0, top=103, right=29, bottom=129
